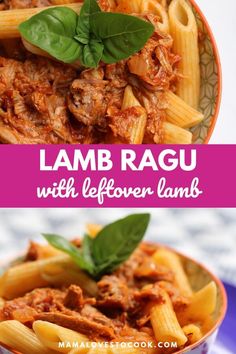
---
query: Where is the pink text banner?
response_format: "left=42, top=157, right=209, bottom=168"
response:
left=1, top=145, right=235, bottom=208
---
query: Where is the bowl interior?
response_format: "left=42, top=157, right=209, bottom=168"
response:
left=181, top=254, right=225, bottom=324
left=0, top=248, right=226, bottom=354
left=190, top=1, right=220, bottom=144
left=167, top=0, right=220, bottom=143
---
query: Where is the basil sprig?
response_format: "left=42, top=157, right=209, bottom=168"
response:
left=19, top=0, right=154, bottom=68
left=43, top=213, right=150, bottom=278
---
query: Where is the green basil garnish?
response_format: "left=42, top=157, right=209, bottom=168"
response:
left=19, top=7, right=82, bottom=64
left=42, top=233, right=95, bottom=274
left=80, top=39, right=104, bottom=68
left=90, top=12, right=155, bottom=64
left=43, top=213, right=150, bottom=278
left=19, top=0, right=154, bottom=68
left=75, top=0, right=101, bottom=45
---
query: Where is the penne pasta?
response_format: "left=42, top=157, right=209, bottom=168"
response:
left=165, top=91, right=204, bottom=128
left=0, top=3, right=82, bottom=39
left=162, top=121, right=193, bottom=144
left=0, top=258, right=49, bottom=299
left=122, top=85, right=143, bottom=110
left=0, top=255, right=97, bottom=299
left=153, top=248, right=193, bottom=297
left=150, top=290, right=188, bottom=347
left=142, top=0, right=169, bottom=33
left=184, top=281, right=217, bottom=320
left=38, top=256, right=98, bottom=296
left=121, top=85, right=147, bottom=144
left=182, top=324, right=202, bottom=344
left=169, top=0, right=200, bottom=109
left=33, top=320, right=89, bottom=353
left=0, top=320, right=52, bottom=354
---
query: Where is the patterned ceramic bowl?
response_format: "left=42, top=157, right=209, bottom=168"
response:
left=167, top=0, right=222, bottom=143
left=0, top=245, right=227, bottom=354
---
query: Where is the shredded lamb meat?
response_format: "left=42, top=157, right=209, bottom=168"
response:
left=97, top=275, right=130, bottom=311
left=0, top=56, right=84, bottom=143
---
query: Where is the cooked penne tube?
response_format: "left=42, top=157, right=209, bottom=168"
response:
left=151, top=290, right=188, bottom=347
left=165, top=91, right=204, bottom=128
left=122, top=85, right=144, bottom=110
left=184, top=281, right=217, bottom=320
left=182, top=324, right=202, bottom=344
left=0, top=320, right=51, bottom=354
left=153, top=248, right=193, bottom=297
left=121, top=85, right=147, bottom=144
left=39, top=256, right=98, bottom=296
left=142, top=0, right=169, bottom=33
left=0, top=255, right=97, bottom=299
left=33, top=321, right=89, bottom=353
left=162, top=121, right=193, bottom=144
left=0, top=3, right=82, bottom=39
left=0, top=258, right=49, bottom=299
left=169, top=0, right=200, bottom=109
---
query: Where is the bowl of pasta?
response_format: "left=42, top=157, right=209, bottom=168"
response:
left=0, top=214, right=227, bottom=354
left=0, top=0, right=221, bottom=144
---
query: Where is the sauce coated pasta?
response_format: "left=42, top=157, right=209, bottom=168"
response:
left=0, top=238, right=217, bottom=354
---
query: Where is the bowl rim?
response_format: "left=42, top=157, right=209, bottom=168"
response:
left=0, top=242, right=228, bottom=354
left=188, top=0, right=222, bottom=144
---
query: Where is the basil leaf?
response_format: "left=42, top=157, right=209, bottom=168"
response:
left=75, top=0, right=101, bottom=45
left=90, top=13, right=155, bottom=63
left=82, top=234, right=95, bottom=269
left=19, top=7, right=82, bottom=64
left=43, top=214, right=150, bottom=279
left=80, top=39, right=104, bottom=68
left=91, top=214, right=151, bottom=275
left=42, top=233, right=94, bottom=273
